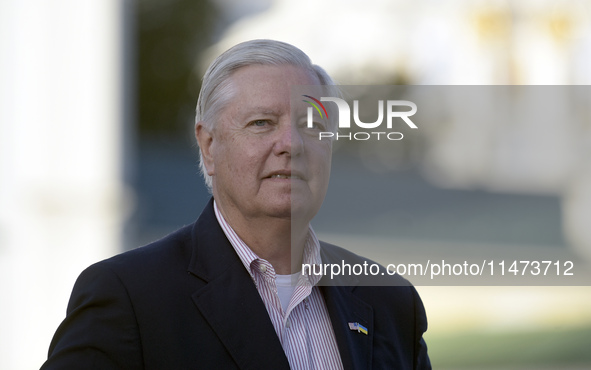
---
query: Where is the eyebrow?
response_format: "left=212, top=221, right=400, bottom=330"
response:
left=243, top=107, right=282, bottom=116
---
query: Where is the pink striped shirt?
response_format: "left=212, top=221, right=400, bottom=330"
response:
left=214, top=202, right=343, bottom=370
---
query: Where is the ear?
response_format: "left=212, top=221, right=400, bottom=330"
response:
left=195, top=121, right=215, bottom=176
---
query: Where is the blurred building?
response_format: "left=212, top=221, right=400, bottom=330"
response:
left=0, top=1, right=131, bottom=369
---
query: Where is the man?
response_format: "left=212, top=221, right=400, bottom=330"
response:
left=42, top=39, right=430, bottom=369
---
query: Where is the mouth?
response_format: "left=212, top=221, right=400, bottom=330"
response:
left=265, top=170, right=305, bottom=180
left=269, top=174, right=302, bottom=180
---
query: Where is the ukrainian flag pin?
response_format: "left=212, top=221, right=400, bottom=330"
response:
left=348, top=322, right=368, bottom=335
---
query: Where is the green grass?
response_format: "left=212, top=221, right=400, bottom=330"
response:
left=426, top=325, right=591, bottom=369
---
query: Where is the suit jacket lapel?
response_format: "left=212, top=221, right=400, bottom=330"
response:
left=319, top=244, right=374, bottom=370
left=187, top=199, right=290, bottom=369
left=321, top=285, right=374, bottom=370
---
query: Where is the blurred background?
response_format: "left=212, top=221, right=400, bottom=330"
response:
left=1, top=0, right=590, bottom=368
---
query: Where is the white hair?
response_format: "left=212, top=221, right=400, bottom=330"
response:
left=195, top=39, right=335, bottom=191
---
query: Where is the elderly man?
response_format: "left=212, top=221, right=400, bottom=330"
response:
left=42, top=40, right=430, bottom=369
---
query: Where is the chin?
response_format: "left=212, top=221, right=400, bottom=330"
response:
left=262, top=199, right=292, bottom=218
left=290, top=200, right=320, bottom=224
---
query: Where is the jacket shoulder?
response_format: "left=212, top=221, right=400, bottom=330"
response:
left=92, top=223, right=194, bottom=275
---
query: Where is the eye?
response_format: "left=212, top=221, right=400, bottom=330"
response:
left=299, top=119, right=326, bottom=131
left=249, top=119, right=269, bottom=127
left=310, top=121, right=326, bottom=130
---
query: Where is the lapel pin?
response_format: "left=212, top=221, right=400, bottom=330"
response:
left=348, top=322, right=368, bottom=335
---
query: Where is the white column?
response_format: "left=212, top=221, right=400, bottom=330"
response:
left=0, top=1, right=128, bottom=369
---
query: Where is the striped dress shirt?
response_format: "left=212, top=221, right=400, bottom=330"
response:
left=214, top=202, right=344, bottom=369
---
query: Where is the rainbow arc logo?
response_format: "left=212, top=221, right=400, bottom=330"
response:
left=302, top=95, right=329, bottom=119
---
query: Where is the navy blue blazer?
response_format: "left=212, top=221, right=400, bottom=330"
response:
left=42, top=199, right=430, bottom=369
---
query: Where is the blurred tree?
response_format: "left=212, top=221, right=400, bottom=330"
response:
left=137, top=0, right=218, bottom=136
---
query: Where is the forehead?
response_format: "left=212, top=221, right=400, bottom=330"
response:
left=226, top=64, right=320, bottom=114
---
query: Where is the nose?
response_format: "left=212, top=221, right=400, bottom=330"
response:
left=273, top=121, right=303, bottom=157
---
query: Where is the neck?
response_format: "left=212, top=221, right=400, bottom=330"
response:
left=216, top=201, right=310, bottom=275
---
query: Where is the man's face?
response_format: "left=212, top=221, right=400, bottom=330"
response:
left=200, top=64, right=332, bottom=224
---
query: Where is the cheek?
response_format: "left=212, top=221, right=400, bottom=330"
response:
left=309, top=144, right=332, bottom=169
left=225, top=148, right=262, bottom=178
